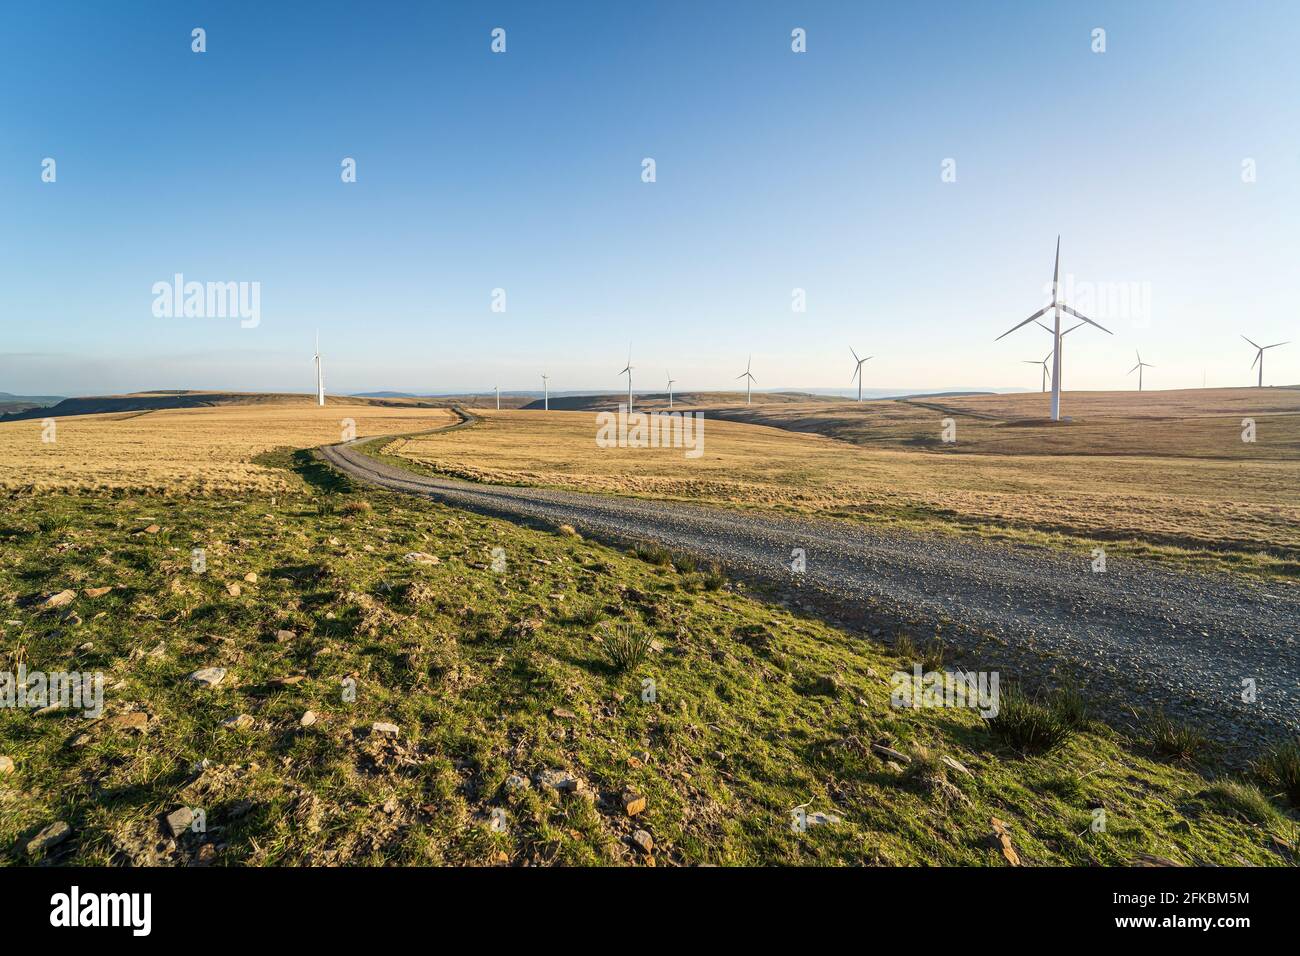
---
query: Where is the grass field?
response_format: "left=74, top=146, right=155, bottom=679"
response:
left=387, top=389, right=1300, bottom=578
left=0, top=402, right=456, bottom=494
left=3, top=459, right=1296, bottom=866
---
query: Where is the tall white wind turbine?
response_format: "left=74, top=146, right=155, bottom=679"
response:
left=1243, top=336, right=1289, bottom=387
left=494, top=385, right=500, bottom=410
left=736, top=355, right=756, bottom=406
left=620, top=347, right=634, bottom=410
left=541, top=373, right=550, bottom=411
left=849, top=348, right=873, bottom=402
left=1128, top=351, right=1154, bottom=391
left=314, top=331, right=325, bottom=406
left=666, top=372, right=676, bottom=409
left=1022, top=350, right=1052, bottom=392
left=997, top=237, right=1112, bottom=421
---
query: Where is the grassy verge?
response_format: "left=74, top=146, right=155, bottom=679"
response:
left=1, top=451, right=1296, bottom=865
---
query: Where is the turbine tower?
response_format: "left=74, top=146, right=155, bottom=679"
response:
left=666, top=372, right=676, bottom=409
left=997, top=237, right=1111, bottom=421
left=1022, top=350, right=1052, bottom=392
left=1243, top=336, right=1289, bottom=387
left=736, top=355, right=756, bottom=405
left=541, top=373, right=550, bottom=411
left=850, top=348, right=873, bottom=402
left=1128, top=351, right=1154, bottom=391
left=1036, top=320, right=1083, bottom=392
left=619, top=347, right=634, bottom=410
left=494, top=385, right=500, bottom=411
left=314, top=331, right=325, bottom=406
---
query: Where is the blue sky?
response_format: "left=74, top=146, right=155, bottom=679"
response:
left=1, top=0, right=1297, bottom=396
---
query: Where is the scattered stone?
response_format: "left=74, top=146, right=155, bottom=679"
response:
left=871, top=743, right=911, bottom=764
left=633, top=750, right=652, bottom=764
left=0, top=755, right=14, bottom=774
left=941, top=755, right=974, bottom=778
left=551, top=707, right=577, bottom=720
left=622, top=790, right=647, bottom=816
left=504, top=773, right=530, bottom=791
left=299, top=710, right=318, bottom=728
left=42, top=589, right=76, bottom=610
left=989, top=818, right=1021, bottom=866
left=226, top=583, right=241, bottom=597
left=83, top=586, right=113, bottom=598
left=1130, top=853, right=1181, bottom=867
left=806, top=811, right=843, bottom=827
left=222, top=713, right=254, bottom=730
left=189, top=667, right=227, bottom=687
left=162, top=806, right=194, bottom=838
left=631, top=829, right=654, bottom=854
left=275, top=629, right=296, bottom=642
left=144, top=524, right=160, bottom=534
left=534, top=769, right=581, bottom=793
left=371, top=721, right=400, bottom=737
left=243, top=572, right=258, bottom=583
left=26, top=821, right=71, bottom=857
left=403, top=552, right=440, bottom=565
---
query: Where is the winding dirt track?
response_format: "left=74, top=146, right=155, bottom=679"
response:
left=320, top=416, right=1300, bottom=754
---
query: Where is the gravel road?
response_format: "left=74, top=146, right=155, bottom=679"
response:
left=321, top=434, right=1299, bottom=755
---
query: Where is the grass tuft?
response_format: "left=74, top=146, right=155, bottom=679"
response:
left=1254, top=738, right=1300, bottom=806
left=1200, top=779, right=1279, bottom=824
left=600, top=622, right=655, bottom=672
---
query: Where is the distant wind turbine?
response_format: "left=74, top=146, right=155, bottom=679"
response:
left=541, top=373, right=550, bottom=411
left=1243, top=335, right=1289, bottom=387
left=1128, top=351, right=1154, bottom=391
left=997, top=237, right=1112, bottom=421
left=313, top=331, right=325, bottom=407
left=736, top=355, right=756, bottom=405
left=849, top=348, right=873, bottom=402
left=1023, top=350, right=1053, bottom=392
left=619, top=347, right=634, bottom=410
left=1036, top=320, right=1083, bottom=391
left=666, top=372, right=676, bottom=409
left=494, top=385, right=500, bottom=410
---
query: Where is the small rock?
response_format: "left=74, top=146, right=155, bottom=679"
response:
left=189, top=667, right=227, bottom=687
left=26, top=821, right=71, bottom=857
left=941, top=755, right=974, bottom=778
left=631, top=829, right=654, bottom=854
left=504, top=773, right=530, bottom=791
left=42, top=589, right=76, bottom=610
left=83, top=586, right=113, bottom=598
left=403, top=552, right=440, bottom=565
left=222, top=713, right=254, bottom=730
left=162, top=806, right=194, bottom=838
left=144, top=524, right=160, bottom=534
left=551, top=707, right=577, bottom=720
left=534, top=769, right=581, bottom=793
left=299, top=710, right=318, bottom=727
left=871, top=743, right=911, bottom=764
left=371, top=721, right=400, bottom=737
left=275, top=629, right=297, bottom=642
left=243, top=572, right=258, bottom=583
left=0, top=755, right=14, bottom=774
left=226, top=583, right=241, bottom=597
left=622, top=790, right=647, bottom=816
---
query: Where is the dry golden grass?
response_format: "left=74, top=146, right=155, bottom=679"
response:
left=0, top=402, right=456, bottom=494
left=388, top=390, right=1300, bottom=569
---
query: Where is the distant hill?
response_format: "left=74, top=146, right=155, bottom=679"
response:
left=0, top=390, right=455, bottom=423
left=0, top=392, right=65, bottom=416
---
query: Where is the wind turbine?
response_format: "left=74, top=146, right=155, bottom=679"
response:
left=736, top=355, right=756, bottom=405
left=666, top=372, right=676, bottom=409
left=313, top=331, right=325, bottom=406
left=849, top=348, right=873, bottom=402
left=541, top=373, right=550, bottom=411
left=1243, top=336, right=1289, bottom=387
left=997, top=237, right=1111, bottom=421
left=1023, top=350, right=1052, bottom=392
left=1128, top=351, right=1154, bottom=391
left=494, top=385, right=500, bottom=410
left=619, top=347, right=634, bottom=410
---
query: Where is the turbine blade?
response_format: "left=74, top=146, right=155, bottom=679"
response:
left=1252, top=352, right=1261, bottom=369
left=1059, top=304, right=1112, bottom=334
left=1061, top=322, right=1085, bottom=336
left=996, top=305, right=1052, bottom=341
left=850, top=347, right=859, bottom=363
left=1129, top=364, right=1140, bottom=373
left=1052, top=236, right=1060, bottom=290
left=1264, top=341, right=1290, bottom=349
left=1242, top=335, right=1261, bottom=349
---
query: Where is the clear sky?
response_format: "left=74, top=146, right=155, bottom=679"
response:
left=2, top=0, right=1297, bottom=397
